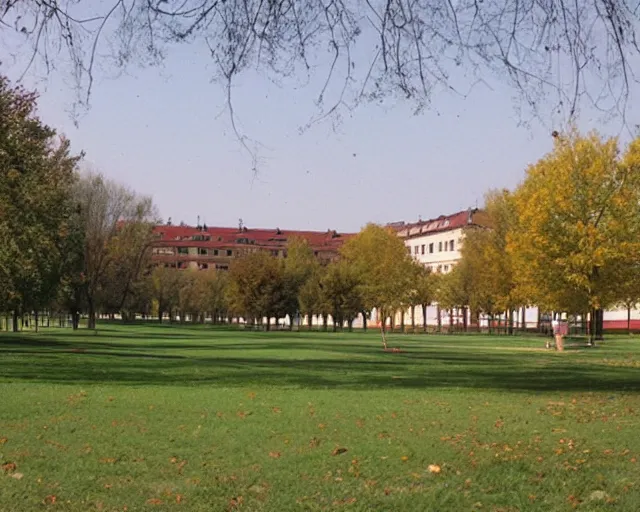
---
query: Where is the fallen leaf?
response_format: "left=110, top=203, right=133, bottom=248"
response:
left=104, top=484, right=112, bottom=489
left=44, top=495, right=57, bottom=505
left=495, top=419, right=504, bottom=429
left=0, top=437, right=7, bottom=445
left=247, top=392, right=256, bottom=400
left=11, top=472, right=24, bottom=480
left=332, top=447, right=348, bottom=456
left=176, top=494, right=183, bottom=504
left=229, top=496, right=244, bottom=509
left=99, top=457, right=116, bottom=464
left=401, top=456, right=409, bottom=462
left=146, top=498, right=163, bottom=505
left=269, top=452, right=281, bottom=459
left=589, top=490, right=608, bottom=502
left=2, top=462, right=17, bottom=473
left=309, top=437, right=320, bottom=448
left=428, top=464, right=441, bottom=474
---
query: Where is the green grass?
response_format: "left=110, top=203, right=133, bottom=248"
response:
left=1, top=325, right=640, bottom=511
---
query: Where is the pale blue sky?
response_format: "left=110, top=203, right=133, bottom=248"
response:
left=1, top=37, right=635, bottom=233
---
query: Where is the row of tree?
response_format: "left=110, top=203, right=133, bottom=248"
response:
left=4, top=71, right=640, bottom=345
left=0, top=75, right=158, bottom=332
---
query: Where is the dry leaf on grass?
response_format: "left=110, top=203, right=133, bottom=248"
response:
left=269, top=452, right=281, bottom=459
left=11, top=472, right=24, bottom=480
left=0, top=437, right=7, bottom=445
left=428, top=464, right=441, bottom=474
left=146, top=498, right=163, bottom=505
left=2, top=462, right=17, bottom=473
left=332, top=447, right=348, bottom=456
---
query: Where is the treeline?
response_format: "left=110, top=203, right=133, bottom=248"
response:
left=4, top=74, right=640, bottom=344
left=0, top=76, right=158, bottom=331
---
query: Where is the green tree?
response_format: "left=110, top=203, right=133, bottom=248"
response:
left=321, top=260, right=363, bottom=332
left=408, top=262, right=436, bottom=332
left=151, top=266, right=181, bottom=322
left=228, top=251, right=286, bottom=330
left=0, top=75, right=80, bottom=331
left=508, top=131, right=640, bottom=343
left=74, top=171, right=158, bottom=329
left=341, top=224, right=414, bottom=349
left=283, top=237, right=319, bottom=329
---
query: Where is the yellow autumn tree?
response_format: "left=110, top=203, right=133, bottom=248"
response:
left=508, top=130, right=640, bottom=342
left=340, top=223, right=414, bottom=349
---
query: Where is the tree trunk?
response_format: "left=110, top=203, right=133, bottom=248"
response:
left=88, top=300, right=97, bottom=330
left=595, top=308, right=604, bottom=341
left=12, top=310, right=19, bottom=332
left=521, top=307, right=526, bottom=332
left=422, top=304, right=427, bottom=333
left=72, top=311, right=80, bottom=330
left=322, top=314, right=328, bottom=331
left=449, top=309, right=454, bottom=332
left=436, top=305, right=442, bottom=333
left=400, top=308, right=405, bottom=332
left=266, top=317, right=271, bottom=331
left=507, top=309, right=514, bottom=335
left=34, top=311, right=39, bottom=333
left=410, top=305, right=415, bottom=331
left=463, top=306, right=468, bottom=332
left=332, top=312, right=338, bottom=332
left=158, top=308, right=163, bottom=323
left=379, top=308, right=388, bottom=350
left=362, top=311, right=367, bottom=332
left=628, top=305, right=632, bottom=335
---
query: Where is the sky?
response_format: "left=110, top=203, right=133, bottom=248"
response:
left=1, top=29, right=636, bottom=233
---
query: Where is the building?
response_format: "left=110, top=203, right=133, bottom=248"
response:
left=150, top=222, right=353, bottom=270
left=390, top=208, right=489, bottom=273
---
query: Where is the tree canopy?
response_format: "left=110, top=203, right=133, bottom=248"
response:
left=2, top=0, right=638, bottom=130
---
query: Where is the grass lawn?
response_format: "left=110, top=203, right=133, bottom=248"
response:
left=1, top=325, right=640, bottom=511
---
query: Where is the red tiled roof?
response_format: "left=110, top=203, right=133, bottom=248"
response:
left=152, top=224, right=355, bottom=250
left=390, top=209, right=486, bottom=238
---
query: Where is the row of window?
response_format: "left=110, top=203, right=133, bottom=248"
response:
left=175, top=247, right=234, bottom=257
left=410, top=239, right=455, bottom=256
left=155, top=247, right=299, bottom=258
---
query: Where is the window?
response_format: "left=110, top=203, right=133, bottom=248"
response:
left=438, top=241, right=443, bottom=252
left=429, top=243, right=434, bottom=254
left=414, top=246, right=419, bottom=255
left=177, top=247, right=188, bottom=255
left=199, top=263, right=209, bottom=270
left=421, top=244, right=425, bottom=255
left=450, top=240, right=454, bottom=251
left=444, top=265, right=449, bottom=272
left=213, top=249, right=219, bottom=256
left=216, top=264, right=229, bottom=271
left=198, top=248, right=208, bottom=256
left=226, top=249, right=233, bottom=257
left=437, top=265, right=442, bottom=272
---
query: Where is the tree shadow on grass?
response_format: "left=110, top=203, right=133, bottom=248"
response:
left=1, top=334, right=639, bottom=393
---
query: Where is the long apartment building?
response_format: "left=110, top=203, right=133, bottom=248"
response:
left=391, top=208, right=489, bottom=273
left=150, top=222, right=353, bottom=270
